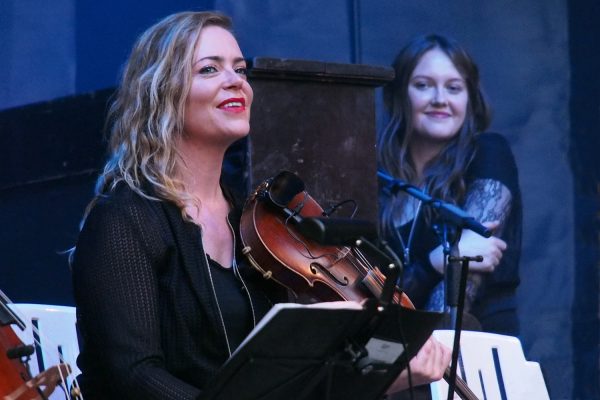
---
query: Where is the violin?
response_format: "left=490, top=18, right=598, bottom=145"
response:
left=240, top=171, right=413, bottom=306
left=0, top=290, right=79, bottom=400
left=239, top=171, right=479, bottom=400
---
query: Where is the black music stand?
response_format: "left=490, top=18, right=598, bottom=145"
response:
left=202, top=300, right=443, bottom=400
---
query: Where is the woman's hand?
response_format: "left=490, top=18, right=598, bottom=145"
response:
left=386, top=336, right=452, bottom=394
left=429, top=221, right=507, bottom=274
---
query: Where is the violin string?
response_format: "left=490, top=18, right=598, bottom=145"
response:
left=281, top=200, right=362, bottom=291
left=280, top=192, right=391, bottom=299
left=3, top=298, right=83, bottom=400
left=349, top=248, right=370, bottom=272
left=351, top=247, right=381, bottom=277
left=293, top=194, right=327, bottom=259
left=354, top=249, right=388, bottom=288
left=15, top=308, right=79, bottom=399
left=339, top=249, right=368, bottom=277
left=281, top=193, right=374, bottom=276
left=282, top=195, right=338, bottom=262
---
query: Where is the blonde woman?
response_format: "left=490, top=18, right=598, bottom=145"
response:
left=71, top=11, right=276, bottom=399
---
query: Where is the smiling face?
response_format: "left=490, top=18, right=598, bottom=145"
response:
left=408, top=48, right=469, bottom=150
left=183, top=25, right=253, bottom=147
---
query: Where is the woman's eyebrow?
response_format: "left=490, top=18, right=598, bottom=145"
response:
left=193, top=56, right=245, bottom=66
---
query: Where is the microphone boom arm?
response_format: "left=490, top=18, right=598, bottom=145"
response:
left=377, top=171, right=491, bottom=238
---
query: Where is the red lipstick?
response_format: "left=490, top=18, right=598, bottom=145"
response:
left=217, top=97, right=246, bottom=112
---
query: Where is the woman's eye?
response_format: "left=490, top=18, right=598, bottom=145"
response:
left=447, top=84, right=464, bottom=94
left=235, top=67, right=248, bottom=76
left=413, top=81, right=429, bottom=90
left=199, top=66, right=218, bottom=74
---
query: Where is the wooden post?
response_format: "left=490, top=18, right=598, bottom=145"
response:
left=246, top=57, right=393, bottom=221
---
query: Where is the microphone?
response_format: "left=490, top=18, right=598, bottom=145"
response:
left=264, top=171, right=379, bottom=246
left=297, top=217, right=378, bottom=246
left=377, top=170, right=491, bottom=238
left=436, top=202, right=492, bottom=238
left=377, top=170, right=410, bottom=194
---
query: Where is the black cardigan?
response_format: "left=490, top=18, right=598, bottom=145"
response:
left=72, top=183, right=273, bottom=399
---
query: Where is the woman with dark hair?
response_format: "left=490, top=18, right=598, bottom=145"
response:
left=378, top=34, right=522, bottom=336
left=71, top=12, right=451, bottom=399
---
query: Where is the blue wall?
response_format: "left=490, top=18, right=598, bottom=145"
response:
left=2, top=1, right=598, bottom=399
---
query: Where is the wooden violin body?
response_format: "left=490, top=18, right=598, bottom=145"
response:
left=240, top=175, right=412, bottom=306
left=239, top=172, right=479, bottom=400
left=0, top=323, right=42, bottom=400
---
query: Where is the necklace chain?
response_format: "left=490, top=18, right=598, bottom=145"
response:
left=395, top=197, right=423, bottom=266
left=205, top=217, right=257, bottom=358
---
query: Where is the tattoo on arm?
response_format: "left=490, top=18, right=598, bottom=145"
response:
left=462, top=179, right=513, bottom=308
left=464, top=179, right=512, bottom=235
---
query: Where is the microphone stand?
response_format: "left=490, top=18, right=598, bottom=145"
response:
left=378, top=171, right=488, bottom=400
left=377, top=171, right=491, bottom=239
left=435, top=222, right=462, bottom=327
left=436, top=222, right=483, bottom=400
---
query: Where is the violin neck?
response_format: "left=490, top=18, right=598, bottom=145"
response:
left=0, top=290, right=25, bottom=330
left=443, top=367, right=479, bottom=400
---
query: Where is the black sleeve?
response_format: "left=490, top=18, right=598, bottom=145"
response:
left=72, top=194, right=202, bottom=400
left=468, top=132, right=520, bottom=197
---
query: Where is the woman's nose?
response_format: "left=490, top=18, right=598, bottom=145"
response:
left=223, top=68, right=244, bottom=88
left=431, top=87, right=447, bottom=106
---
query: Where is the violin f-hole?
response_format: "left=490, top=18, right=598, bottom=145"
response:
left=309, top=262, right=349, bottom=286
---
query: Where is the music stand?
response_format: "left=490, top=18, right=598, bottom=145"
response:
left=202, top=300, right=443, bottom=400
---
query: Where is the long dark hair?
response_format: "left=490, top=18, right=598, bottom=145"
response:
left=378, top=34, right=491, bottom=235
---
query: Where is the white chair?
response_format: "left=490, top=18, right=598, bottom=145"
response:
left=429, top=330, right=549, bottom=400
left=7, top=303, right=81, bottom=400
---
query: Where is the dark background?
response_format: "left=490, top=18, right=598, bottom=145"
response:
left=1, top=1, right=598, bottom=398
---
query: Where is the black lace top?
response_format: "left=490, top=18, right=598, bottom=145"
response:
left=381, top=132, right=522, bottom=335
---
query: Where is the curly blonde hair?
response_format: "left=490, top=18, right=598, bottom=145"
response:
left=91, top=11, right=233, bottom=212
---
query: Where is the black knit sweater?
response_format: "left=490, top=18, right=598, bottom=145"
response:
left=71, top=183, right=273, bottom=399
